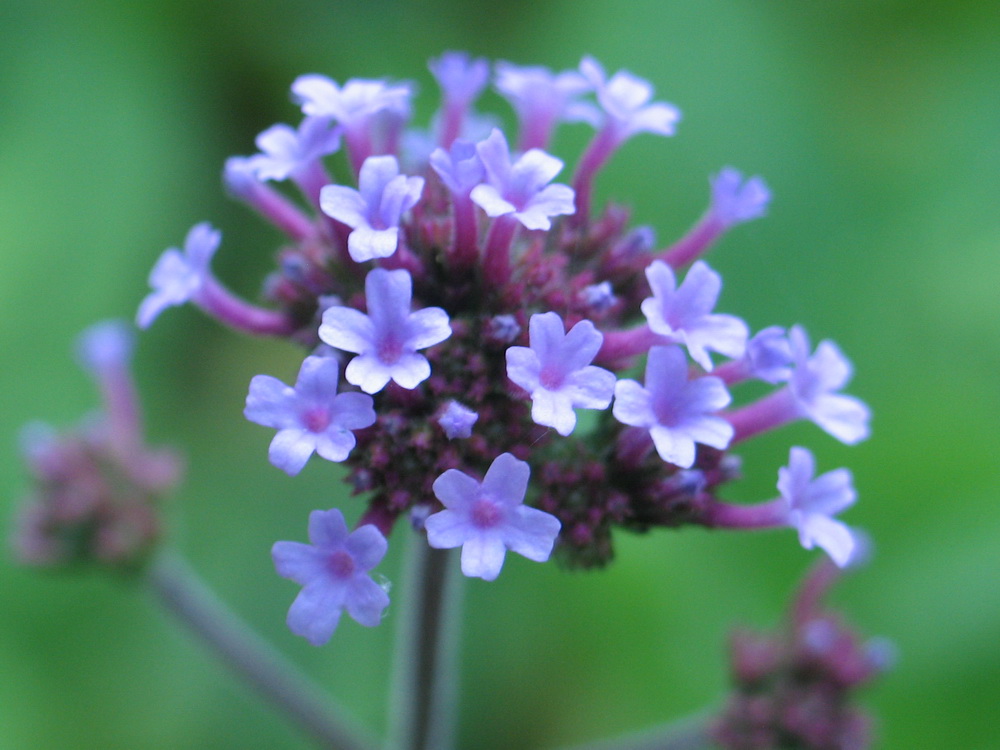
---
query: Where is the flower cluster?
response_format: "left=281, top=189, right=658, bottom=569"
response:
left=137, top=53, right=870, bottom=643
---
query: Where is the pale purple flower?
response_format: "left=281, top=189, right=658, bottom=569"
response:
left=247, top=116, right=341, bottom=182
left=292, top=74, right=412, bottom=128
left=778, top=446, right=858, bottom=567
left=710, top=167, right=771, bottom=227
left=425, top=453, right=561, bottom=581
left=470, top=129, right=575, bottom=230
left=506, top=312, right=616, bottom=436
left=580, top=281, right=617, bottom=313
left=318, top=268, right=451, bottom=394
left=788, top=326, right=870, bottom=445
left=612, top=345, right=733, bottom=468
left=641, top=260, right=748, bottom=371
left=320, top=156, right=424, bottom=262
left=494, top=61, right=592, bottom=149
left=272, top=508, right=390, bottom=645
left=429, top=139, right=485, bottom=196
left=430, top=51, right=490, bottom=106
left=578, top=55, right=680, bottom=143
left=136, top=222, right=220, bottom=329
left=244, top=356, right=376, bottom=476
left=437, top=401, right=478, bottom=439
left=76, top=320, right=134, bottom=375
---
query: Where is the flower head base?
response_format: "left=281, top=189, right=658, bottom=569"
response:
left=272, top=509, right=390, bottom=645
left=641, top=260, right=749, bottom=371
left=613, top=345, right=733, bottom=468
left=319, top=268, right=451, bottom=393
left=778, top=447, right=858, bottom=567
left=425, top=453, right=561, bottom=581
left=320, top=156, right=424, bottom=261
left=244, top=356, right=376, bottom=475
left=470, top=129, right=575, bottom=231
left=137, top=222, right=220, bottom=329
left=506, top=312, right=615, bottom=436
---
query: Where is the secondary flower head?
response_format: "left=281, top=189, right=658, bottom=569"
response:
left=320, top=155, right=424, bottom=261
left=244, top=356, right=376, bottom=475
left=641, top=260, right=749, bottom=371
left=137, top=222, right=220, bottom=329
left=788, top=326, right=871, bottom=445
left=505, top=312, right=616, bottom=436
left=318, top=268, right=451, bottom=394
left=425, top=453, right=561, bottom=581
left=613, top=345, right=733, bottom=468
left=710, top=167, right=771, bottom=227
left=248, top=116, right=342, bottom=182
left=778, top=447, right=858, bottom=567
left=470, top=128, right=576, bottom=230
left=272, top=509, right=390, bottom=645
left=578, top=55, right=680, bottom=144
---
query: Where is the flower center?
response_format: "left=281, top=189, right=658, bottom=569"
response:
left=470, top=497, right=502, bottom=529
left=377, top=335, right=404, bottom=364
left=327, top=549, right=355, bottom=579
left=302, top=406, right=331, bottom=433
left=539, top=365, right=564, bottom=390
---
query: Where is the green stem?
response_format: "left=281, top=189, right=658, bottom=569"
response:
left=387, top=538, right=462, bottom=750
left=146, top=551, right=378, bottom=750
left=557, top=714, right=717, bottom=750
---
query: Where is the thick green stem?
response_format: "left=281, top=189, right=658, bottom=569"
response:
left=387, top=538, right=462, bottom=750
left=146, top=551, right=378, bottom=750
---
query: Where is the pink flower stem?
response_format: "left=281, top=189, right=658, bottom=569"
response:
left=482, top=215, right=519, bottom=288
left=293, top=161, right=333, bottom=210
left=240, top=183, right=315, bottom=242
left=790, top=556, right=842, bottom=629
left=571, top=126, right=619, bottom=226
left=702, top=498, right=789, bottom=530
left=449, top=194, right=480, bottom=269
left=345, top=128, right=371, bottom=177
left=197, top=279, right=296, bottom=337
left=724, top=388, right=798, bottom=444
left=597, top=324, right=662, bottom=365
left=438, top=101, right=466, bottom=149
left=517, top=114, right=555, bottom=153
left=712, top=358, right=752, bottom=386
left=97, top=366, right=143, bottom=455
left=147, top=551, right=378, bottom=750
left=658, top=214, right=725, bottom=269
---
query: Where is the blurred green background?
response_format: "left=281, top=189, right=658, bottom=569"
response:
left=2, top=1, right=998, bottom=748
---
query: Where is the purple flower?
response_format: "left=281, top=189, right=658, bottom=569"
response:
left=437, top=401, right=479, bottom=439
left=788, top=326, right=870, bottom=445
left=76, top=320, right=134, bottom=375
left=641, top=260, right=748, bottom=371
left=494, top=61, right=592, bottom=149
left=710, top=167, right=771, bottom=227
left=578, top=55, right=680, bottom=144
left=745, top=327, right=794, bottom=384
left=429, top=139, right=485, bottom=197
left=778, top=447, right=858, bottom=567
left=244, top=356, right=376, bottom=476
left=272, top=509, right=390, bottom=645
left=612, top=345, right=733, bottom=468
left=506, top=312, right=616, bottom=436
left=318, top=268, right=451, bottom=394
left=136, top=222, right=220, bottom=329
left=425, top=453, right=561, bottom=581
left=320, top=156, right=424, bottom=262
left=247, top=116, right=341, bottom=182
left=292, top=74, right=412, bottom=129
left=429, top=51, right=490, bottom=106
left=470, top=129, right=576, bottom=230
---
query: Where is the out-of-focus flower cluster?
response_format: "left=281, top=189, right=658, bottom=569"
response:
left=131, top=52, right=871, bottom=644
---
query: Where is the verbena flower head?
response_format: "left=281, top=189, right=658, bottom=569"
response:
left=318, top=268, right=451, bottom=394
left=425, top=453, right=561, bottom=580
left=137, top=222, right=220, bottom=329
left=778, top=446, right=858, bottom=567
left=136, top=52, right=872, bottom=604
left=245, top=355, right=376, bottom=475
left=272, top=508, right=390, bottom=645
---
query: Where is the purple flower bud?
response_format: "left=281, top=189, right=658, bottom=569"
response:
left=437, top=401, right=479, bottom=439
